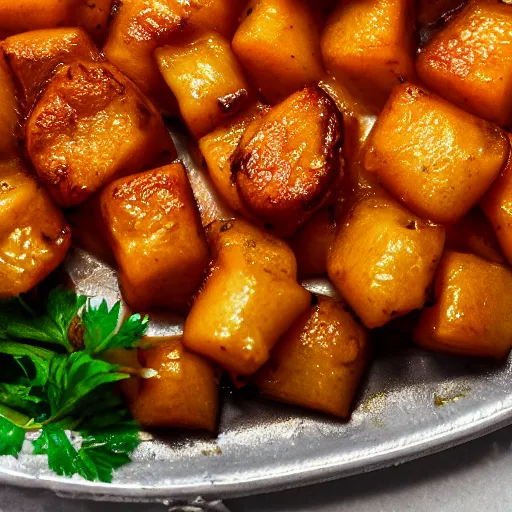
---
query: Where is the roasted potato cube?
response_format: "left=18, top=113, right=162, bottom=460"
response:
left=417, top=0, right=466, bottom=26
left=364, top=83, right=509, bottom=224
left=291, top=207, right=337, bottom=277
left=232, top=86, right=343, bottom=237
left=482, top=135, right=512, bottom=263
left=101, top=164, right=209, bottom=314
left=198, top=103, right=270, bottom=217
left=414, top=251, right=512, bottom=359
left=321, top=0, right=416, bottom=111
left=446, top=208, right=505, bottom=264
left=0, top=0, right=75, bottom=36
left=3, top=28, right=100, bottom=111
left=232, top=0, right=324, bottom=104
left=0, top=160, right=71, bottom=298
left=183, top=219, right=311, bottom=376
left=256, top=296, right=368, bottom=418
left=0, top=51, right=19, bottom=159
left=73, top=0, right=111, bottom=44
left=328, top=192, right=445, bottom=328
left=25, top=61, right=173, bottom=208
left=187, top=0, right=247, bottom=39
left=417, top=0, right=512, bottom=128
left=103, top=0, right=192, bottom=112
left=156, top=32, right=253, bottom=139
left=130, top=340, right=219, bottom=431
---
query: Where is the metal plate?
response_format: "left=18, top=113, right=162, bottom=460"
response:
left=1, top=128, right=512, bottom=502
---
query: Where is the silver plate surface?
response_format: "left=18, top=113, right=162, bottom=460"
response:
left=1, top=128, right=511, bottom=502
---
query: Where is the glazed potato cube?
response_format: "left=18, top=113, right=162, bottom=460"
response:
left=482, top=135, right=512, bottom=263
left=0, top=160, right=71, bottom=298
left=364, top=83, right=509, bottom=224
left=130, top=340, right=219, bottom=431
left=417, top=0, right=465, bottom=26
left=187, top=0, right=247, bottom=39
left=184, top=219, right=311, bottom=376
left=0, top=51, right=20, bottom=159
left=103, top=0, right=192, bottom=112
left=232, top=0, right=324, bottom=104
left=232, top=86, right=343, bottom=237
left=414, top=251, right=512, bottom=359
left=73, top=0, right=111, bottom=44
left=446, top=208, right=505, bottom=264
left=255, top=296, right=368, bottom=418
left=417, top=0, right=512, bottom=128
left=156, top=32, right=253, bottom=139
left=101, top=164, right=210, bottom=314
left=0, top=0, right=75, bottom=36
left=291, top=207, right=337, bottom=277
left=25, top=61, right=173, bottom=208
left=328, top=192, right=445, bottom=329
left=199, top=103, right=270, bottom=217
left=321, top=0, right=416, bottom=111
left=3, top=28, right=100, bottom=111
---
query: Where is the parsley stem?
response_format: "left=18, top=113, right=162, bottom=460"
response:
left=16, top=296, right=37, bottom=317
left=0, top=403, right=41, bottom=431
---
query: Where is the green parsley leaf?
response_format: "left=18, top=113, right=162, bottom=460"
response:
left=0, top=417, right=25, bottom=457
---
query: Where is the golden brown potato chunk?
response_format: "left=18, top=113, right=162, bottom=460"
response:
left=446, top=208, right=505, bottom=264
left=232, top=0, right=324, bottom=104
left=256, top=296, right=368, bottom=418
left=0, top=160, right=71, bottom=298
left=417, top=0, right=512, bottom=128
left=414, top=251, right=512, bottom=359
left=417, top=0, right=466, bottom=26
left=101, top=164, right=210, bottom=314
left=184, top=219, right=311, bottom=376
left=482, top=134, right=512, bottom=263
left=321, top=0, right=416, bottom=111
left=103, top=0, right=193, bottom=112
left=0, top=51, right=20, bottom=160
left=199, top=103, right=270, bottom=217
left=130, top=340, right=219, bottom=431
left=232, top=86, right=343, bottom=237
left=328, top=192, right=446, bottom=329
left=156, top=32, right=253, bottom=139
left=73, top=0, right=111, bottom=44
left=26, top=61, right=173, bottom=208
left=364, top=83, right=509, bottom=224
left=187, top=0, right=247, bottom=39
left=3, top=28, right=100, bottom=111
left=291, top=207, right=337, bottom=277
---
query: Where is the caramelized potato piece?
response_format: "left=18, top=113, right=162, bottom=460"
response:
left=482, top=135, right=512, bottom=263
left=414, top=251, right=512, bottom=359
left=328, top=192, right=445, bottom=329
left=0, top=52, right=19, bottom=159
left=0, top=160, right=71, bottom=298
left=101, top=164, right=209, bottom=314
left=156, top=32, right=253, bottom=139
left=130, top=340, right=219, bottom=431
left=256, top=296, right=368, bottom=418
left=103, top=0, right=192, bottom=112
left=184, top=219, right=311, bottom=376
left=446, top=208, right=505, bottom=264
left=321, top=0, right=416, bottom=111
left=73, top=0, right=111, bottom=44
left=417, top=0, right=466, bottom=26
left=187, top=0, right=247, bottom=39
left=417, top=0, right=512, bottom=128
left=199, top=103, right=270, bottom=217
left=364, top=83, right=509, bottom=224
left=26, top=61, right=173, bottom=207
left=3, top=28, right=100, bottom=111
left=232, top=0, right=324, bottom=104
left=232, top=86, right=343, bottom=237
left=291, top=207, right=337, bottom=277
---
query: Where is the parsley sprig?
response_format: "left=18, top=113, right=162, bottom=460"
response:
left=0, top=288, right=148, bottom=483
